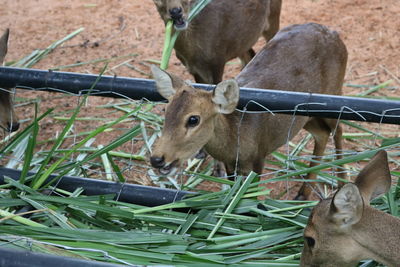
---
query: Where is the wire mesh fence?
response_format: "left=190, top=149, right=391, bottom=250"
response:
left=0, top=66, right=399, bottom=200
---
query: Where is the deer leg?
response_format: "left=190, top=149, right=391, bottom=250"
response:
left=224, top=160, right=256, bottom=181
left=212, top=161, right=227, bottom=177
left=262, top=0, right=281, bottom=42
left=324, top=119, right=346, bottom=187
left=239, top=48, right=256, bottom=68
left=251, top=158, right=264, bottom=183
left=295, top=118, right=332, bottom=200
left=193, top=73, right=207, bottom=84
left=210, top=64, right=225, bottom=84
left=191, top=62, right=224, bottom=85
left=225, top=164, right=237, bottom=181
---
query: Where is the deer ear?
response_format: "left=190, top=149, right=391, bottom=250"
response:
left=0, top=28, right=9, bottom=64
left=151, top=65, right=176, bottom=100
left=330, top=183, right=363, bottom=229
left=152, top=0, right=163, bottom=8
left=355, top=150, right=391, bottom=202
left=212, top=79, right=239, bottom=114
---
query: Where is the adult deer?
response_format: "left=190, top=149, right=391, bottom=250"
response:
left=0, top=28, right=19, bottom=133
left=301, top=150, right=400, bottom=267
left=150, top=23, right=348, bottom=200
left=152, top=0, right=282, bottom=84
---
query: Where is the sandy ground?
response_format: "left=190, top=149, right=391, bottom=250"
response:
left=0, top=0, right=399, bottom=195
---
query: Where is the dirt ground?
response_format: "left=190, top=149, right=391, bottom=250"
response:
left=1, top=0, right=399, bottom=195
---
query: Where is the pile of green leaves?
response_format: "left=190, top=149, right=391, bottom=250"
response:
left=0, top=172, right=307, bottom=266
left=0, top=102, right=399, bottom=265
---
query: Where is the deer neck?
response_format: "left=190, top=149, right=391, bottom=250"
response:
left=205, top=113, right=239, bottom=147
left=352, top=206, right=400, bottom=267
left=204, top=113, right=243, bottom=163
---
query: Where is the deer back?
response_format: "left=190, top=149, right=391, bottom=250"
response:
left=237, top=23, right=347, bottom=95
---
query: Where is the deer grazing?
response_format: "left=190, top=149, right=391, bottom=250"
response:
left=150, top=23, right=348, bottom=200
left=0, top=28, right=19, bottom=133
left=301, top=150, right=400, bottom=267
left=152, top=0, right=282, bottom=84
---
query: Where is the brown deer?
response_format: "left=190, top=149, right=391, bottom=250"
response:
left=0, top=28, right=19, bottom=133
left=150, top=23, right=348, bottom=200
left=301, top=150, right=400, bottom=267
left=152, top=0, right=282, bottom=84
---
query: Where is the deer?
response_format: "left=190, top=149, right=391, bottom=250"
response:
left=150, top=23, right=348, bottom=200
left=152, top=0, right=282, bottom=84
left=300, top=150, right=400, bottom=267
left=0, top=28, right=19, bottom=133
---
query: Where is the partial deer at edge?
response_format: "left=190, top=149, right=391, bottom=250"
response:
left=150, top=23, right=348, bottom=200
left=301, top=150, right=400, bottom=267
left=152, top=0, right=282, bottom=84
left=0, top=28, right=19, bottom=133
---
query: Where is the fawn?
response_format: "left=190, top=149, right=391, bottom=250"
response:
left=301, top=150, right=400, bottom=267
left=150, top=23, right=348, bottom=199
left=0, top=28, right=19, bottom=133
left=152, top=0, right=282, bottom=84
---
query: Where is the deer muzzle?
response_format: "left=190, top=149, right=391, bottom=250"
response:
left=150, top=155, right=178, bottom=175
left=168, top=7, right=187, bottom=30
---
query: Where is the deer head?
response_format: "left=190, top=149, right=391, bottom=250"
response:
left=149, top=65, right=239, bottom=175
left=152, top=0, right=192, bottom=30
left=300, top=150, right=397, bottom=267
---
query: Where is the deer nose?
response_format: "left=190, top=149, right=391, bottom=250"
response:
left=7, top=122, right=20, bottom=132
left=150, top=156, right=165, bottom=168
left=169, top=7, right=183, bottom=19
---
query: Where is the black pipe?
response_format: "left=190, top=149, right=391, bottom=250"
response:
left=0, top=167, right=192, bottom=206
left=0, top=66, right=399, bottom=124
left=0, top=247, right=124, bottom=267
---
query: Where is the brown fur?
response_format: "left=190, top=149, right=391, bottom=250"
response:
left=0, top=28, right=19, bottom=133
left=301, top=150, right=400, bottom=267
left=153, top=0, right=282, bottom=84
left=151, top=23, right=348, bottom=199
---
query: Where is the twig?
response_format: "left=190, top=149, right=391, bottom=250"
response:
left=63, top=16, right=126, bottom=49
left=124, top=63, right=150, bottom=76
left=380, top=65, right=400, bottom=85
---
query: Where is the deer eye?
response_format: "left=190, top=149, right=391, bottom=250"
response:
left=305, top=236, right=315, bottom=248
left=187, top=115, right=200, bottom=127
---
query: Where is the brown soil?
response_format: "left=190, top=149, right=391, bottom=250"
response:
left=1, top=0, right=399, bottom=196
